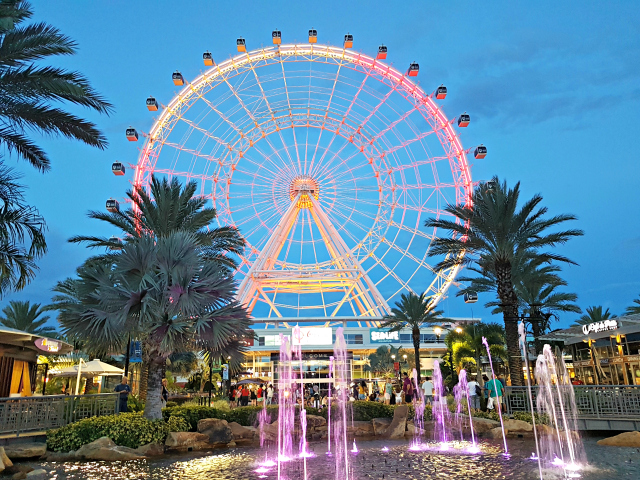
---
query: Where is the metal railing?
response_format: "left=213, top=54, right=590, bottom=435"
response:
left=504, top=385, right=640, bottom=418
left=0, top=393, right=120, bottom=437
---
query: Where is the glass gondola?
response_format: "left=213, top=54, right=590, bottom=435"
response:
left=106, top=198, right=119, bottom=213
left=108, top=236, right=123, bottom=250
left=377, top=45, right=387, bottom=60
left=458, top=112, right=470, bottom=127
left=203, top=51, right=214, bottom=66
left=172, top=71, right=184, bottom=86
left=435, top=84, right=447, bottom=100
left=407, top=62, right=419, bottom=77
left=146, top=96, right=158, bottom=111
left=464, top=292, right=478, bottom=304
left=237, top=37, right=246, bottom=52
left=474, top=144, right=487, bottom=159
left=125, top=127, right=138, bottom=142
left=308, top=29, right=317, bottom=43
left=111, top=162, right=125, bottom=176
left=344, top=33, right=353, bottom=49
left=272, top=30, right=281, bottom=45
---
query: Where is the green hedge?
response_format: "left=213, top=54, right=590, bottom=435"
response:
left=47, top=413, right=172, bottom=452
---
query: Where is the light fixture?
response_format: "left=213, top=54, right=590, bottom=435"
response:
left=434, top=327, right=442, bottom=336
left=455, top=327, right=463, bottom=333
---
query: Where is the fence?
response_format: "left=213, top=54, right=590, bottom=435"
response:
left=0, top=393, right=120, bottom=437
left=504, top=385, right=640, bottom=419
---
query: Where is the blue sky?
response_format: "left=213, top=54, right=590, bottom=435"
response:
left=4, top=0, right=639, bottom=329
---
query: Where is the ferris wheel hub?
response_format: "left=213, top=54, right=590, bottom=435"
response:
left=289, top=175, right=319, bottom=209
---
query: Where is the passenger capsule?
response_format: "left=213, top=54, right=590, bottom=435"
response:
left=203, top=51, right=214, bottom=66
left=112, top=162, right=125, bottom=176
left=435, top=84, right=447, bottom=100
left=344, top=33, right=353, bottom=49
left=474, top=144, right=487, bottom=159
left=308, top=29, right=317, bottom=43
left=125, top=127, right=138, bottom=142
left=407, top=62, right=419, bottom=77
left=172, top=71, right=184, bottom=86
left=464, top=292, right=478, bottom=304
left=146, top=96, right=158, bottom=111
left=272, top=30, right=281, bottom=45
left=237, top=37, right=246, bottom=52
left=458, top=112, right=470, bottom=128
left=108, top=236, right=123, bottom=250
left=377, top=45, right=387, bottom=60
left=106, top=198, right=119, bottom=213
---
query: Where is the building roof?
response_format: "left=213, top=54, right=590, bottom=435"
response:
left=539, top=313, right=640, bottom=345
left=0, top=326, right=73, bottom=356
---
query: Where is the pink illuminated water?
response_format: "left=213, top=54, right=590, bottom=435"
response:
left=482, top=336, right=508, bottom=456
left=411, top=368, right=425, bottom=447
left=327, top=356, right=333, bottom=455
left=432, top=359, right=450, bottom=445
left=456, top=369, right=477, bottom=448
left=277, top=334, right=295, bottom=477
left=332, top=327, right=352, bottom=480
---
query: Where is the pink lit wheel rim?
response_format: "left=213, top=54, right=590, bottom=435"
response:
left=132, top=44, right=473, bottom=319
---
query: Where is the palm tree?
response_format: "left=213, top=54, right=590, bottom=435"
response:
left=571, top=306, right=616, bottom=326
left=0, top=165, right=45, bottom=294
left=445, top=322, right=505, bottom=385
left=0, top=299, right=56, bottom=335
left=381, top=292, right=447, bottom=382
left=625, top=295, right=640, bottom=316
left=425, top=177, right=583, bottom=385
left=51, top=232, right=252, bottom=420
left=364, top=345, right=415, bottom=378
left=0, top=1, right=112, bottom=172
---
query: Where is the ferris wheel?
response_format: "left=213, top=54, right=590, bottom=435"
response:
left=121, top=31, right=482, bottom=324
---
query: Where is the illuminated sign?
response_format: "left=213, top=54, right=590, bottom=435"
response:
left=34, top=338, right=60, bottom=353
left=292, top=327, right=332, bottom=346
left=370, top=329, right=399, bottom=343
left=582, top=320, right=619, bottom=336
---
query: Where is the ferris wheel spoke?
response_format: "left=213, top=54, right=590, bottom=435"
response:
left=368, top=253, right=413, bottom=293
left=390, top=221, right=435, bottom=241
left=176, top=116, right=236, bottom=153
left=162, top=141, right=220, bottom=162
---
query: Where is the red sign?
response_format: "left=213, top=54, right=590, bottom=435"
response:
left=394, top=362, right=400, bottom=371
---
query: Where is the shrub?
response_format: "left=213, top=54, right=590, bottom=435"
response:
left=351, top=401, right=394, bottom=421
left=165, top=401, right=178, bottom=408
left=512, top=411, right=550, bottom=425
left=166, top=415, right=189, bottom=432
left=126, top=394, right=145, bottom=413
left=471, top=410, right=508, bottom=422
left=47, top=413, right=169, bottom=452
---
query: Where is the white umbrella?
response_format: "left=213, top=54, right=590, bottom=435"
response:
left=49, top=359, right=124, bottom=395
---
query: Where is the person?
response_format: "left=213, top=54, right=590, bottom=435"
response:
left=389, top=383, right=396, bottom=405
left=235, top=385, right=242, bottom=407
left=394, top=385, right=403, bottom=405
left=161, top=378, right=169, bottom=408
left=352, top=382, right=359, bottom=400
left=384, top=381, right=393, bottom=405
left=467, top=377, right=480, bottom=410
left=267, top=384, right=274, bottom=405
left=485, top=374, right=504, bottom=411
left=402, top=372, right=413, bottom=403
left=229, top=385, right=237, bottom=408
left=497, top=374, right=507, bottom=409
left=241, top=385, right=250, bottom=406
left=114, top=376, right=131, bottom=413
left=571, top=376, right=584, bottom=386
left=421, top=377, right=434, bottom=405
left=250, top=386, right=257, bottom=406
left=257, top=385, right=263, bottom=405
left=358, top=381, right=366, bottom=400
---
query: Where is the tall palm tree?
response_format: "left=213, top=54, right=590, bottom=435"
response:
left=0, top=165, right=45, bottom=294
left=364, top=345, right=415, bottom=377
left=381, top=292, right=447, bottom=382
left=445, top=322, right=505, bottom=384
left=425, top=177, right=583, bottom=385
left=0, top=299, right=56, bottom=335
left=571, top=306, right=616, bottom=326
left=625, top=295, right=640, bottom=316
left=51, top=232, right=252, bottom=420
left=0, top=0, right=112, bottom=172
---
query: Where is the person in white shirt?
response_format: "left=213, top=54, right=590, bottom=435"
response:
left=467, top=378, right=480, bottom=410
left=266, top=384, right=274, bottom=405
left=421, top=377, right=434, bottom=405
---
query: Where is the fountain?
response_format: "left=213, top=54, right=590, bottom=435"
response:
left=327, top=356, right=333, bottom=455
left=332, top=327, right=352, bottom=480
left=277, top=333, right=295, bottom=475
left=482, top=336, right=509, bottom=456
left=455, top=369, right=478, bottom=450
left=411, top=368, right=425, bottom=447
left=432, top=359, right=451, bottom=448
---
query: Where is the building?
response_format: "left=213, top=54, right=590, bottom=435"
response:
left=240, top=317, right=479, bottom=392
left=540, top=313, right=640, bottom=385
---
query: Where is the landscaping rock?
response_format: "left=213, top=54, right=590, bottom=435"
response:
left=26, top=470, right=47, bottom=478
left=3, top=443, right=46, bottom=460
left=76, top=437, right=144, bottom=461
left=406, top=421, right=425, bottom=436
left=536, top=424, right=554, bottom=436
left=45, top=450, right=78, bottom=462
left=503, top=419, right=533, bottom=433
left=11, top=472, right=27, bottom=480
left=136, top=443, right=164, bottom=457
left=229, top=422, right=255, bottom=440
left=165, top=432, right=211, bottom=452
left=0, top=447, right=13, bottom=468
left=4, top=465, right=33, bottom=476
left=226, top=441, right=236, bottom=447
left=305, top=415, right=327, bottom=428
left=348, top=421, right=374, bottom=437
left=472, top=417, right=501, bottom=434
left=197, top=418, right=233, bottom=445
left=488, top=427, right=507, bottom=439
left=597, top=431, right=640, bottom=447
left=372, top=418, right=392, bottom=436
left=383, top=405, right=408, bottom=439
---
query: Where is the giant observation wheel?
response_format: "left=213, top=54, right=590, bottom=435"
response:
left=125, top=33, right=481, bottom=325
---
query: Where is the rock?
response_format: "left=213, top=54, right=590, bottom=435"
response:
left=197, top=418, right=233, bottom=445
left=406, top=421, right=426, bottom=436
left=12, top=472, right=27, bottom=480
left=165, top=432, right=211, bottom=452
left=347, top=421, right=374, bottom=437
left=372, top=418, right=392, bottom=436
left=0, top=447, right=13, bottom=469
left=536, top=424, right=554, bottom=436
left=383, top=405, right=408, bottom=439
left=228, top=422, right=255, bottom=440
left=503, top=419, right=533, bottom=433
left=136, top=443, right=164, bottom=457
left=4, top=465, right=33, bottom=475
left=597, top=431, right=640, bottom=447
left=488, top=427, right=507, bottom=439
left=76, top=437, right=145, bottom=461
left=3, top=443, right=47, bottom=460
left=45, top=450, right=78, bottom=462
left=26, top=470, right=47, bottom=478
left=226, top=441, right=236, bottom=447
left=305, top=415, right=327, bottom=428
left=472, top=417, right=501, bottom=434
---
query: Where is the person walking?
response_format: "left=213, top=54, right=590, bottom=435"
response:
left=114, top=376, right=131, bottom=413
left=267, top=384, right=274, bottom=405
left=485, top=374, right=504, bottom=411
left=467, top=377, right=480, bottom=410
left=161, top=378, right=169, bottom=408
left=250, top=386, right=257, bottom=406
left=402, top=372, right=413, bottom=403
left=421, top=376, right=434, bottom=405
left=384, top=381, right=393, bottom=405
left=241, top=385, right=250, bottom=406
left=256, top=385, right=263, bottom=406
left=358, top=381, right=367, bottom=400
left=394, top=385, right=403, bottom=405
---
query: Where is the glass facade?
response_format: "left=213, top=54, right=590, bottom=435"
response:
left=568, top=333, right=640, bottom=385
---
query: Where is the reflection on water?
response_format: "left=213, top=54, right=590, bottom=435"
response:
left=34, top=438, right=639, bottom=480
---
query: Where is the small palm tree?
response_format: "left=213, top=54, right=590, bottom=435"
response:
left=425, top=177, right=583, bottom=386
left=365, top=345, right=414, bottom=377
left=625, top=295, right=640, bottom=316
left=381, top=292, right=447, bottom=382
left=0, top=299, right=56, bottom=335
left=571, top=306, right=616, bottom=326
left=0, top=1, right=112, bottom=172
left=52, top=232, right=252, bottom=420
left=445, top=322, right=505, bottom=384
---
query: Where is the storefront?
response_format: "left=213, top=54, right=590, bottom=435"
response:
left=540, top=313, right=640, bottom=386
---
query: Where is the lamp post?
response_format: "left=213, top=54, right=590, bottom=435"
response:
left=434, top=325, right=463, bottom=384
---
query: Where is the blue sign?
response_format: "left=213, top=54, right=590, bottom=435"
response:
left=370, top=329, right=400, bottom=344
left=129, top=341, right=142, bottom=363
left=222, top=364, right=229, bottom=380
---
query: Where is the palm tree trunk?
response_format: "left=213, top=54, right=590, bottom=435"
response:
left=143, top=360, right=164, bottom=420
left=496, top=262, right=524, bottom=386
left=412, top=326, right=421, bottom=383
left=476, top=351, right=483, bottom=385
left=531, top=317, right=543, bottom=356
left=138, top=362, right=149, bottom=401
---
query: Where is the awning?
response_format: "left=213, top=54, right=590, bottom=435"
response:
left=49, top=359, right=124, bottom=378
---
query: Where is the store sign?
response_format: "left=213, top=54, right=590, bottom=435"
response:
left=582, top=320, right=619, bottom=336
left=222, top=364, right=229, bottom=380
left=34, top=338, right=60, bottom=353
left=370, top=329, right=399, bottom=343
left=292, top=327, right=332, bottom=346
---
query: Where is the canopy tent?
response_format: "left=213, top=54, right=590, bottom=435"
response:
left=236, top=378, right=265, bottom=385
left=49, top=359, right=124, bottom=395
